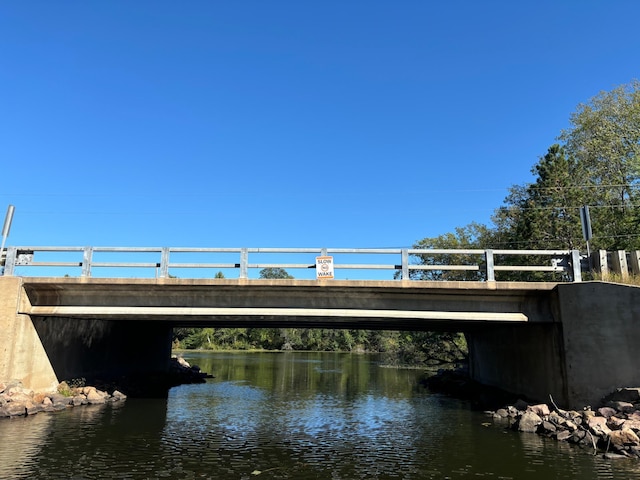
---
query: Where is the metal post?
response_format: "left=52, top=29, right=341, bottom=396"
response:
left=3, top=246, right=16, bottom=276
left=240, top=248, right=248, bottom=279
left=159, top=247, right=170, bottom=278
left=401, top=248, right=409, bottom=280
left=0, top=205, right=15, bottom=274
left=570, top=249, right=582, bottom=282
left=82, top=247, right=93, bottom=277
left=484, top=249, right=495, bottom=282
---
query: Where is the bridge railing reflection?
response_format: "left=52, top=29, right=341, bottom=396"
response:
left=2, top=246, right=583, bottom=282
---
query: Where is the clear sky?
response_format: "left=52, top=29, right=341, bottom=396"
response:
left=1, top=1, right=639, bottom=250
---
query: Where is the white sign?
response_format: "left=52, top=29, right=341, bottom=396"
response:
left=316, top=256, right=334, bottom=279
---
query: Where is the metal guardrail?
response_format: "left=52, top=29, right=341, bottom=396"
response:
left=1, top=246, right=583, bottom=281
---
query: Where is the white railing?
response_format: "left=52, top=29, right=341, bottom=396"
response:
left=1, top=246, right=583, bottom=282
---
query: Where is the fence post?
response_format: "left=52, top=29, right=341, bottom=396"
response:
left=611, top=250, right=629, bottom=280
left=81, top=247, right=93, bottom=277
left=401, top=248, right=409, bottom=280
left=570, top=249, right=582, bottom=282
left=240, top=248, right=248, bottom=279
left=630, top=251, right=640, bottom=276
left=3, top=246, right=16, bottom=276
left=484, top=249, right=495, bottom=281
left=159, top=247, right=170, bottom=278
left=592, top=250, right=608, bottom=275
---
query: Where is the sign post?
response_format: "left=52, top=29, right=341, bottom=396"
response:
left=315, top=256, right=334, bottom=279
left=1, top=205, right=15, bottom=274
left=580, top=205, right=593, bottom=271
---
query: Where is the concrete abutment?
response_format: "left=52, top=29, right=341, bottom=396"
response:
left=1, top=277, right=173, bottom=393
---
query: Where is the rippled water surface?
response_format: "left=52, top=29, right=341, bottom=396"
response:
left=1, top=351, right=640, bottom=479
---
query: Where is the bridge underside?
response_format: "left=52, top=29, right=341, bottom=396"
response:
left=18, top=277, right=556, bottom=331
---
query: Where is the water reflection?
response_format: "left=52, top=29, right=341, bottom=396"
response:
left=1, top=352, right=640, bottom=479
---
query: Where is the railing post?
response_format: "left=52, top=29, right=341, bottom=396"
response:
left=401, top=248, right=409, bottom=280
left=159, top=247, right=170, bottom=278
left=240, top=248, right=248, bottom=279
left=81, top=247, right=93, bottom=277
left=484, top=249, right=495, bottom=282
left=570, top=249, right=582, bottom=282
left=3, top=246, right=16, bottom=276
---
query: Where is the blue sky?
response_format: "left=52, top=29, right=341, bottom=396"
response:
left=2, top=1, right=639, bottom=252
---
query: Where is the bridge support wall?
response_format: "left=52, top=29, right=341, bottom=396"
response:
left=468, top=282, right=640, bottom=409
left=554, top=282, right=640, bottom=408
left=1, top=277, right=173, bottom=392
left=0, top=277, right=59, bottom=392
left=465, top=323, right=568, bottom=406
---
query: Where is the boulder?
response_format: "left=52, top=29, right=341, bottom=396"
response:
left=587, top=416, right=611, bottom=437
left=604, top=388, right=640, bottom=404
left=597, top=407, right=617, bottom=418
left=608, top=428, right=640, bottom=450
left=608, top=401, right=635, bottom=414
left=517, top=411, right=542, bottom=433
left=86, top=389, right=107, bottom=405
left=528, top=404, right=550, bottom=417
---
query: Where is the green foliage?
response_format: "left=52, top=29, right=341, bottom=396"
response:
left=408, top=224, right=492, bottom=281
left=497, top=80, right=640, bottom=252
left=259, top=267, right=294, bottom=279
left=172, top=326, right=468, bottom=367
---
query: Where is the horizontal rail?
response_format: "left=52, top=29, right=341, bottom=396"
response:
left=0, top=246, right=583, bottom=282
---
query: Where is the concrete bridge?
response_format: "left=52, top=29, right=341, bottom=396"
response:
left=1, top=246, right=639, bottom=409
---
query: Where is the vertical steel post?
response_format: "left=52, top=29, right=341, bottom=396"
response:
left=3, top=246, right=16, bottom=276
left=159, top=247, right=170, bottom=278
left=240, top=248, right=248, bottom=279
left=82, top=247, right=93, bottom=277
left=570, top=249, right=582, bottom=282
left=401, top=249, right=409, bottom=280
left=485, top=249, right=495, bottom=282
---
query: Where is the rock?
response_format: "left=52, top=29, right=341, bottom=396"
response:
left=5, top=404, right=26, bottom=416
left=71, top=395, right=87, bottom=406
left=556, top=430, right=571, bottom=441
left=494, top=408, right=509, bottom=418
left=86, top=389, right=107, bottom=405
left=539, top=420, right=557, bottom=434
left=112, top=390, right=127, bottom=402
left=569, top=430, right=587, bottom=444
left=528, top=404, right=550, bottom=417
left=518, top=411, right=542, bottom=433
left=587, top=416, right=611, bottom=437
left=597, top=407, right=617, bottom=418
left=608, top=401, right=635, bottom=414
left=607, top=416, right=626, bottom=430
left=48, top=393, right=71, bottom=410
left=608, top=428, right=640, bottom=450
left=604, top=452, right=630, bottom=460
left=604, top=388, right=640, bottom=404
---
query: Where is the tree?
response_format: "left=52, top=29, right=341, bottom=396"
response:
left=559, top=80, right=640, bottom=250
left=259, top=267, right=294, bottom=279
left=408, top=223, right=492, bottom=281
left=494, top=145, right=585, bottom=250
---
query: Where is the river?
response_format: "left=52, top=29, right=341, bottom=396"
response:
left=1, top=351, right=639, bottom=479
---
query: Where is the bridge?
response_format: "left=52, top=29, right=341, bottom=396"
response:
left=1, top=246, right=639, bottom=409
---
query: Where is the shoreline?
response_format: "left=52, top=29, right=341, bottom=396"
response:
left=0, top=356, right=213, bottom=419
left=423, top=368, right=640, bottom=460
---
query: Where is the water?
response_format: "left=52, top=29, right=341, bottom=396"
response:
left=1, top=351, right=639, bottom=479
